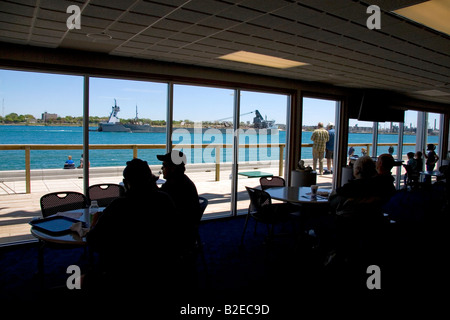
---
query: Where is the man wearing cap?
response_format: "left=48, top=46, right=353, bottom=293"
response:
left=324, top=122, right=335, bottom=174
left=86, top=158, right=180, bottom=295
left=157, top=150, right=201, bottom=251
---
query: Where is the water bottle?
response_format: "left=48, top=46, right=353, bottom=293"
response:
left=89, top=200, right=99, bottom=226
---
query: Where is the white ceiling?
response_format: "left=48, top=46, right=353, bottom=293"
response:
left=0, top=0, right=449, bottom=104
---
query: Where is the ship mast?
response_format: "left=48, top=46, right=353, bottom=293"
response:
left=108, top=99, right=121, bottom=124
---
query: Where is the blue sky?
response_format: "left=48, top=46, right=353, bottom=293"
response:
left=0, top=69, right=440, bottom=128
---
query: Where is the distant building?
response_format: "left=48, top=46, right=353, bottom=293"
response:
left=42, top=112, right=57, bottom=122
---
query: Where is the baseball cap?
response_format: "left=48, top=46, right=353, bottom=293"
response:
left=156, top=150, right=187, bottom=166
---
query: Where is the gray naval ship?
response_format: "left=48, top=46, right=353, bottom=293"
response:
left=98, top=100, right=279, bottom=134
left=98, top=100, right=165, bottom=133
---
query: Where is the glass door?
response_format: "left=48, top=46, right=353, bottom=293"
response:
left=172, top=84, right=234, bottom=217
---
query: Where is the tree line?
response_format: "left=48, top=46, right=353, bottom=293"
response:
left=1, top=113, right=256, bottom=128
left=0, top=113, right=167, bottom=126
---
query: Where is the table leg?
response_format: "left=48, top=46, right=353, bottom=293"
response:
left=37, top=240, right=45, bottom=288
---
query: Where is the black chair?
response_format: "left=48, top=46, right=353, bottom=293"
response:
left=259, top=176, right=285, bottom=190
left=437, top=165, right=448, bottom=182
left=403, top=164, right=420, bottom=189
left=199, top=196, right=208, bottom=219
left=197, top=197, right=208, bottom=246
left=88, top=183, right=124, bottom=207
left=241, top=187, right=298, bottom=245
left=40, top=191, right=89, bottom=218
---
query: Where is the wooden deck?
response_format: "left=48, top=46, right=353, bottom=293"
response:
left=0, top=164, right=334, bottom=245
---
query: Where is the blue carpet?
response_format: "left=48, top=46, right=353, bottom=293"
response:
left=1, top=210, right=448, bottom=316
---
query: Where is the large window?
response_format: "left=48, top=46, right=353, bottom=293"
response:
left=172, top=84, right=234, bottom=217
left=426, top=112, right=441, bottom=166
left=237, top=90, right=288, bottom=212
left=0, top=69, right=83, bottom=244
left=0, top=70, right=83, bottom=172
left=301, top=97, right=337, bottom=188
left=89, top=77, right=168, bottom=184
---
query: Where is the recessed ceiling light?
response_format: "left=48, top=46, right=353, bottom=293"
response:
left=393, top=0, right=450, bottom=36
left=86, top=32, right=113, bottom=40
left=414, top=89, right=450, bottom=97
left=218, top=51, right=309, bottom=69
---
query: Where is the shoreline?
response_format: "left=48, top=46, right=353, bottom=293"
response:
left=1, top=123, right=431, bottom=135
left=0, top=160, right=284, bottom=182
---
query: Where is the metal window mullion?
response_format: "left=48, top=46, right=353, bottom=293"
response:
left=83, top=75, right=89, bottom=197
left=166, top=82, right=174, bottom=153
left=230, top=89, right=240, bottom=216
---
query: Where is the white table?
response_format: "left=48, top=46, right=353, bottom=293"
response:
left=264, top=186, right=331, bottom=204
left=419, top=170, right=444, bottom=182
left=30, top=207, right=104, bottom=285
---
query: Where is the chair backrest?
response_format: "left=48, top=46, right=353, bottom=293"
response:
left=403, top=164, right=419, bottom=177
left=88, top=183, right=123, bottom=207
left=245, top=187, right=272, bottom=214
left=259, top=176, right=285, bottom=190
left=40, top=191, right=88, bottom=218
left=198, top=196, right=208, bottom=221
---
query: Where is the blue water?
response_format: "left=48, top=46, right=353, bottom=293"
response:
left=0, top=125, right=438, bottom=171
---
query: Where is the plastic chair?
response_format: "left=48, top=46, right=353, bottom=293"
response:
left=40, top=191, right=89, bottom=218
left=241, top=187, right=298, bottom=245
left=88, top=183, right=124, bottom=207
left=259, top=176, right=285, bottom=190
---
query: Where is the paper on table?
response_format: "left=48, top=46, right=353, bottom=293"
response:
left=70, top=221, right=89, bottom=237
left=56, top=211, right=83, bottom=219
left=317, top=191, right=330, bottom=197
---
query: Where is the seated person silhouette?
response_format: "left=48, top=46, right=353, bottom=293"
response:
left=373, top=153, right=396, bottom=202
left=86, top=158, right=180, bottom=297
left=63, top=155, right=75, bottom=169
left=329, top=156, right=387, bottom=264
left=157, top=150, right=201, bottom=252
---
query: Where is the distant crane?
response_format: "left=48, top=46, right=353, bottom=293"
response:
left=252, top=110, right=276, bottom=129
left=215, top=111, right=255, bottom=122
left=215, top=110, right=276, bottom=129
left=215, top=111, right=255, bottom=127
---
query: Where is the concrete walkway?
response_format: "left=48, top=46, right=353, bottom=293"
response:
left=0, top=163, right=334, bottom=245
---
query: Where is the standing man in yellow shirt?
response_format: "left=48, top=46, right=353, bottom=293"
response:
left=311, top=122, right=329, bottom=175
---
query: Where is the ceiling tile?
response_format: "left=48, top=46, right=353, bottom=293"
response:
left=0, top=21, right=29, bottom=33
left=184, top=24, right=221, bottom=37
left=218, top=5, right=264, bottom=22
left=89, top=0, right=138, bottom=11
left=130, top=1, right=177, bottom=16
left=0, top=12, right=32, bottom=25
left=0, top=1, right=35, bottom=16
left=39, top=0, right=84, bottom=11
left=119, top=12, right=159, bottom=27
left=199, top=16, right=240, bottom=30
left=152, top=19, right=192, bottom=32
left=166, top=8, right=210, bottom=24
left=0, top=0, right=449, bottom=104
left=183, top=0, right=231, bottom=15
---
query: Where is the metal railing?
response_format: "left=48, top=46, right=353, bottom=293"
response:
left=0, top=142, right=417, bottom=193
